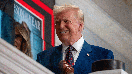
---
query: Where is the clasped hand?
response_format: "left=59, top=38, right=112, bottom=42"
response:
left=59, top=60, right=74, bottom=74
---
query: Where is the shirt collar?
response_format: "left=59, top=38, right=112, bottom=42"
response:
left=62, top=36, right=84, bottom=53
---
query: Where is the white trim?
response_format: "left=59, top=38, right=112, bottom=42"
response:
left=90, top=69, right=128, bottom=74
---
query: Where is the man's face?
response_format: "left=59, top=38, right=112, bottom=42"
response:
left=55, top=10, right=83, bottom=45
left=14, top=29, right=23, bottom=50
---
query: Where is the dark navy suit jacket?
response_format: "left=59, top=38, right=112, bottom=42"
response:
left=36, top=40, right=114, bottom=74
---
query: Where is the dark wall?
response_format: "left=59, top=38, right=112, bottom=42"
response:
left=0, top=0, right=14, bottom=17
left=40, top=0, right=55, bottom=9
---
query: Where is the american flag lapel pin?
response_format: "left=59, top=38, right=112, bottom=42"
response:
left=87, top=53, right=90, bottom=56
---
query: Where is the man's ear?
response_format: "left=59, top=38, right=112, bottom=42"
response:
left=55, top=24, right=57, bottom=29
left=79, top=23, right=84, bottom=32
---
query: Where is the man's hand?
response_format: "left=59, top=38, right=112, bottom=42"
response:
left=59, top=60, right=74, bottom=74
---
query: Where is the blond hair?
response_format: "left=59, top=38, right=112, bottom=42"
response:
left=53, top=4, right=84, bottom=24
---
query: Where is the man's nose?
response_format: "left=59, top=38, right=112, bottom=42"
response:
left=59, top=20, right=65, bottom=29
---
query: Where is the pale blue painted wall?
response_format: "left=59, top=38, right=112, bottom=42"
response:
left=0, top=10, right=15, bottom=45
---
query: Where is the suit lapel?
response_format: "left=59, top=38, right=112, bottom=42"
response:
left=74, top=40, right=94, bottom=73
left=75, top=40, right=92, bottom=62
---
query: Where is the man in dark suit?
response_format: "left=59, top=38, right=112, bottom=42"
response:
left=36, top=4, right=114, bottom=74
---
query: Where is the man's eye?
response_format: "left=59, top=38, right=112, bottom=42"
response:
left=64, top=20, right=72, bottom=24
left=64, top=20, right=68, bottom=23
left=55, top=20, right=71, bottom=25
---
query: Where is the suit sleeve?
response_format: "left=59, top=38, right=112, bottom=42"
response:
left=106, top=50, right=114, bottom=59
left=91, top=45, right=114, bottom=60
left=36, top=51, right=49, bottom=65
left=36, top=51, right=50, bottom=67
left=36, top=53, right=41, bottom=63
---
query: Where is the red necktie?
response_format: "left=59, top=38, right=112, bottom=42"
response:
left=65, top=45, right=75, bottom=68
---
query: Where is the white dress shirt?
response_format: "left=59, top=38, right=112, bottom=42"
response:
left=62, top=36, right=84, bottom=65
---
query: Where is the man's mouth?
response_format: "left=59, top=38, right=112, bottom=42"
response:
left=60, top=30, right=69, bottom=34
